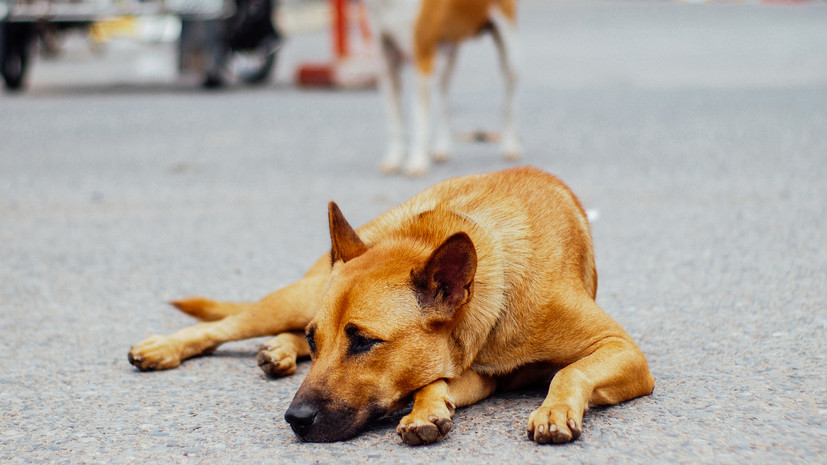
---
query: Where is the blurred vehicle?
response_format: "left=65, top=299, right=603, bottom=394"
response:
left=0, top=0, right=282, bottom=90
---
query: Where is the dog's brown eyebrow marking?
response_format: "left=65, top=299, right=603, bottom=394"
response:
left=343, top=322, right=381, bottom=340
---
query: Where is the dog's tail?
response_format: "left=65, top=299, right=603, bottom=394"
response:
left=170, top=297, right=251, bottom=321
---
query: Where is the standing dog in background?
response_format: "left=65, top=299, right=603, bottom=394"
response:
left=369, top=0, right=522, bottom=176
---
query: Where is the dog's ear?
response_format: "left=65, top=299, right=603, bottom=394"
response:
left=328, top=201, right=368, bottom=264
left=412, top=232, right=477, bottom=324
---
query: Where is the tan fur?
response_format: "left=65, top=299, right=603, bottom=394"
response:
left=170, top=297, right=251, bottom=322
left=375, top=0, right=521, bottom=174
left=414, top=0, right=516, bottom=74
left=129, top=166, right=654, bottom=445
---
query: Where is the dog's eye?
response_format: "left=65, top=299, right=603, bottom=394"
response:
left=349, top=334, right=382, bottom=355
left=345, top=325, right=382, bottom=356
left=306, top=327, right=317, bottom=356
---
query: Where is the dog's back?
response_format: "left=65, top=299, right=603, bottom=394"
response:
left=350, top=166, right=604, bottom=374
left=357, top=166, right=595, bottom=298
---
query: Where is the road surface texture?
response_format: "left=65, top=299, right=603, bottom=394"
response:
left=1, top=1, right=825, bottom=463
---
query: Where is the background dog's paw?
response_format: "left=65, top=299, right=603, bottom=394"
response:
left=526, top=404, right=583, bottom=444
left=500, top=133, right=522, bottom=161
left=396, top=400, right=455, bottom=445
left=128, top=335, right=182, bottom=371
left=379, top=161, right=402, bottom=175
left=379, top=147, right=405, bottom=175
left=403, top=156, right=430, bottom=178
left=432, top=150, right=450, bottom=164
left=257, top=342, right=297, bottom=377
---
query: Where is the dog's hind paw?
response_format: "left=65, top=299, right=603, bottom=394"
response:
left=526, top=404, right=583, bottom=444
left=396, top=399, right=455, bottom=445
left=128, top=335, right=183, bottom=371
left=257, top=341, right=298, bottom=377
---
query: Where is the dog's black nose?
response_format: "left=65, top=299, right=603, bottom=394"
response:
left=284, top=404, right=317, bottom=438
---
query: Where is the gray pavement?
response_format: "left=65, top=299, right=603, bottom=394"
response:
left=1, top=1, right=826, bottom=463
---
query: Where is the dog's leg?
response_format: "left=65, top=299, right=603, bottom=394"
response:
left=489, top=8, right=522, bottom=161
left=378, top=35, right=406, bottom=174
left=527, top=317, right=655, bottom=444
left=257, top=330, right=311, bottom=377
left=128, top=265, right=328, bottom=371
left=405, top=68, right=433, bottom=176
left=405, top=20, right=440, bottom=177
left=433, top=44, right=458, bottom=163
left=397, top=369, right=496, bottom=445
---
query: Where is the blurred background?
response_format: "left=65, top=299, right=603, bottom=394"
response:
left=1, top=1, right=825, bottom=463
left=1, top=0, right=331, bottom=89
left=3, top=0, right=826, bottom=91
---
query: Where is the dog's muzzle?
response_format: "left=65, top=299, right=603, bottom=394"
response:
left=284, top=398, right=361, bottom=442
left=284, top=394, right=383, bottom=442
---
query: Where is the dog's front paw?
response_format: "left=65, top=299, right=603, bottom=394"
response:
left=128, top=335, right=183, bottom=371
left=257, top=341, right=297, bottom=377
left=526, top=404, right=583, bottom=444
left=396, top=399, right=455, bottom=446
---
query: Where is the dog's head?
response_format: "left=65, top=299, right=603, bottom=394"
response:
left=284, top=202, right=476, bottom=442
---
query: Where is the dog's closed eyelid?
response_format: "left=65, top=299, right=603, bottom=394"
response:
left=347, top=335, right=382, bottom=356
left=344, top=324, right=384, bottom=356
left=305, top=327, right=317, bottom=355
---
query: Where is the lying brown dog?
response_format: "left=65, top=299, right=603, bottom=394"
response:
left=129, top=166, right=654, bottom=445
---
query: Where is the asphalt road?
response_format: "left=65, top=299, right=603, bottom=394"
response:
left=1, top=1, right=825, bottom=463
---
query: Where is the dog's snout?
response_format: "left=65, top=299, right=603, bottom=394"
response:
left=284, top=404, right=317, bottom=438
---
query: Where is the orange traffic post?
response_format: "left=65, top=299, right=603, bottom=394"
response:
left=296, top=0, right=379, bottom=88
